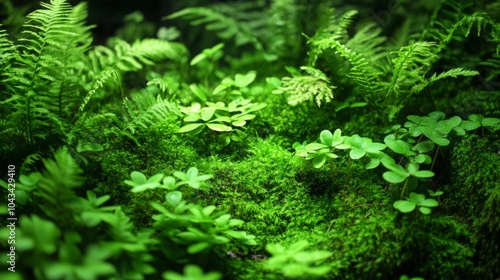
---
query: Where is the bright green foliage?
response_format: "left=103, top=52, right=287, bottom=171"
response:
left=178, top=99, right=266, bottom=145
left=163, top=265, right=222, bottom=280
left=265, top=240, right=333, bottom=278
left=293, top=128, right=386, bottom=169
left=0, top=148, right=156, bottom=279
left=124, top=167, right=213, bottom=192
left=151, top=199, right=256, bottom=259
left=165, top=4, right=264, bottom=51
left=277, top=66, right=335, bottom=107
left=393, top=192, right=439, bottom=215
left=0, top=0, right=187, bottom=166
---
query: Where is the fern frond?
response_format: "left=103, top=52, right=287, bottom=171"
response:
left=280, top=66, right=335, bottom=107
left=346, top=23, right=387, bottom=64
left=36, top=147, right=85, bottom=224
left=321, top=39, right=384, bottom=98
left=332, top=10, right=359, bottom=42
left=307, top=9, right=358, bottom=66
left=3, top=0, right=81, bottom=150
left=411, top=67, right=479, bottom=93
left=104, top=92, right=181, bottom=146
left=86, top=38, right=187, bottom=74
left=386, top=41, right=439, bottom=99
left=165, top=5, right=263, bottom=50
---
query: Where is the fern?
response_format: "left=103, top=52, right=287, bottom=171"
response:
left=307, top=9, right=358, bottom=66
left=386, top=41, right=439, bottom=99
left=86, top=38, right=187, bottom=75
left=34, top=147, right=86, bottom=227
left=280, top=66, right=335, bottom=107
left=165, top=4, right=264, bottom=50
left=108, top=92, right=181, bottom=145
left=0, top=0, right=189, bottom=164
left=1, top=0, right=83, bottom=153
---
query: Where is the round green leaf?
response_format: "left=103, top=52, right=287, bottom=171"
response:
left=131, top=171, right=147, bottom=184
left=383, top=171, right=408, bottom=184
left=385, top=139, right=410, bottom=155
left=166, top=191, right=182, bottom=206
left=234, top=71, right=256, bottom=87
left=200, top=108, right=216, bottom=121
left=419, top=207, right=432, bottom=215
left=350, top=148, right=365, bottom=160
left=313, top=154, right=327, bottom=168
left=320, top=130, right=333, bottom=146
left=412, top=141, right=434, bottom=153
left=393, top=200, right=416, bottom=213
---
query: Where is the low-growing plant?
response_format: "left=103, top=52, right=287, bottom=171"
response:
left=177, top=98, right=266, bottom=145
left=265, top=240, right=333, bottom=279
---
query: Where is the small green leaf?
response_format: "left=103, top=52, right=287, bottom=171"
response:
left=419, top=207, right=432, bottom=214
left=305, top=143, right=328, bottom=151
left=212, top=84, right=227, bottom=95
left=419, top=198, right=439, bottom=207
left=482, top=118, right=500, bottom=127
left=413, top=170, right=435, bottom=178
left=206, top=123, right=232, bottom=132
left=178, top=123, right=204, bottom=133
left=350, top=148, right=365, bottom=159
left=190, top=53, right=207, bottom=66
left=313, top=154, right=327, bottom=168
left=320, top=130, right=333, bottom=146
left=166, top=191, right=182, bottom=206
left=188, top=241, right=211, bottom=254
left=393, top=200, right=416, bottom=213
left=232, top=120, right=246, bottom=127
left=234, top=71, right=256, bottom=87
left=200, top=108, right=216, bottom=121
left=412, top=141, right=434, bottom=153
left=383, top=171, right=408, bottom=184
left=385, top=139, right=410, bottom=155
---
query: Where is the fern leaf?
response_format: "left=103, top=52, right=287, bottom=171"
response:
left=280, top=66, right=335, bottom=107
left=115, top=92, right=181, bottom=144
left=430, top=67, right=479, bottom=82
left=386, top=41, right=439, bottom=99
left=165, top=5, right=263, bottom=50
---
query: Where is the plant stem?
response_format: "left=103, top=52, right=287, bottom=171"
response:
left=400, top=178, right=409, bottom=199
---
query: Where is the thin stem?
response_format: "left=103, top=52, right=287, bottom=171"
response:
left=430, top=146, right=440, bottom=171
left=400, top=178, right=409, bottom=199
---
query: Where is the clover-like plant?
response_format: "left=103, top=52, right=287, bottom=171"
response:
left=177, top=98, right=266, bottom=145
left=293, top=129, right=350, bottom=169
left=265, top=240, right=333, bottom=279
left=212, top=71, right=257, bottom=98
left=124, top=167, right=213, bottom=193
left=393, top=192, right=439, bottom=215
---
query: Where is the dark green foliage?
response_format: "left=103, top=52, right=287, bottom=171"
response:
left=3, top=0, right=500, bottom=279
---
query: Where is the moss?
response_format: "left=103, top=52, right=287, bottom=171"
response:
left=396, top=215, right=475, bottom=280
left=473, top=185, right=500, bottom=279
left=445, top=134, right=500, bottom=219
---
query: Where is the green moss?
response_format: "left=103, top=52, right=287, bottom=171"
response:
left=396, top=215, right=474, bottom=280
left=445, top=134, right=500, bottom=219
left=473, top=185, right=500, bottom=279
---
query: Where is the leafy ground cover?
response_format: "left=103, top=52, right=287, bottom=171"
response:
left=1, top=0, right=499, bottom=279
